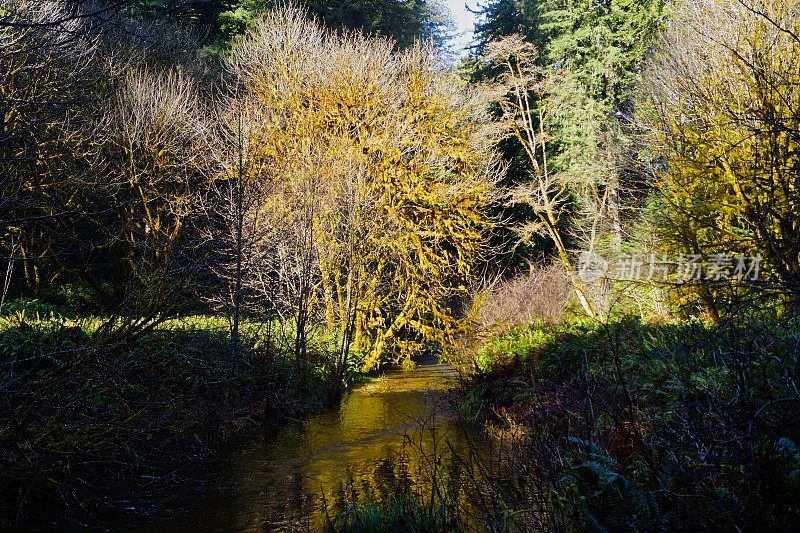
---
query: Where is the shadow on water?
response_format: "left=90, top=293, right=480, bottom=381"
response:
left=148, top=362, right=483, bottom=532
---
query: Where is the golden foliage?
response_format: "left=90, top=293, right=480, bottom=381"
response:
left=640, top=0, right=800, bottom=312
left=226, top=6, right=501, bottom=369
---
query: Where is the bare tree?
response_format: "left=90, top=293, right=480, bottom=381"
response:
left=0, top=1, right=107, bottom=292
left=639, top=0, right=800, bottom=317
left=92, top=66, right=212, bottom=341
left=485, top=35, right=599, bottom=318
left=0, top=0, right=131, bottom=30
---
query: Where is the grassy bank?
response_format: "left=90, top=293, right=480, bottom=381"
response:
left=0, top=298, right=352, bottom=527
left=460, top=317, right=800, bottom=531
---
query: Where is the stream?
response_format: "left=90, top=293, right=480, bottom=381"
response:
left=148, top=362, right=484, bottom=532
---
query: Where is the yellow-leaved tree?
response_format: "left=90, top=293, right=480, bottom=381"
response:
left=640, top=0, right=800, bottom=318
left=223, top=6, right=501, bottom=371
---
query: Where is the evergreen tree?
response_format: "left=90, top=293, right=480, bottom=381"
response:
left=535, top=0, right=667, bottom=174
left=304, top=0, right=451, bottom=49
left=130, top=0, right=236, bottom=38
left=471, top=0, right=669, bottom=259
left=129, top=0, right=452, bottom=50
left=471, top=0, right=528, bottom=54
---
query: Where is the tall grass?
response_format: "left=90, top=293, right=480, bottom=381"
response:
left=326, top=495, right=459, bottom=533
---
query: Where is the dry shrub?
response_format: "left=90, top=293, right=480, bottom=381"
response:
left=478, top=262, right=570, bottom=328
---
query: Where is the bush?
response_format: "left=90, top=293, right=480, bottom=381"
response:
left=463, top=317, right=800, bottom=531
left=477, top=262, right=570, bottom=328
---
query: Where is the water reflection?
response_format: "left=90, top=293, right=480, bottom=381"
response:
left=163, top=363, right=479, bottom=532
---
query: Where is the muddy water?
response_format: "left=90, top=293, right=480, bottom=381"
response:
left=159, top=363, right=482, bottom=532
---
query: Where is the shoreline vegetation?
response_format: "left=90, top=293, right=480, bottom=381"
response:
left=3, top=0, right=800, bottom=530
left=0, top=297, right=358, bottom=527
left=456, top=317, right=800, bottom=531
left=323, top=316, right=800, bottom=532
left=4, top=296, right=800, bottom=530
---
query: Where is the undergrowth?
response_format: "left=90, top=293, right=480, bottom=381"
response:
left=461, top=316, right=800, bottom=531
left=0, top=298, right=352, bottom=527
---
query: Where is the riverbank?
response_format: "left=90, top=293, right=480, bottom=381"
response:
left=133, top=362, right=468, bottom=531
left=458, top=316, right=800, bottom=531
left=8, top=297, right=799, bottom=531
left=0, top=298, right=350, bottom=528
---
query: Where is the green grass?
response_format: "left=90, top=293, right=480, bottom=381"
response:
left=474, top=323, right=554, bottom=372
left=326, top=495, right=459, bottom=533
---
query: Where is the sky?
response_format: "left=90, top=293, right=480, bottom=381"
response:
left=444, top=0, right=480, bottom=55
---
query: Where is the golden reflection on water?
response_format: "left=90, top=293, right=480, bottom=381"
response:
left=169, top=364, right=482, bottom=532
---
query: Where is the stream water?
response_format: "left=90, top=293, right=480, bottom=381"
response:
left=150, top=362, right=483, bottom=532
